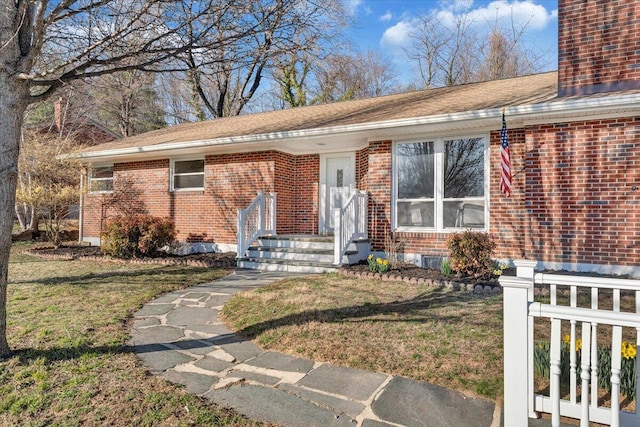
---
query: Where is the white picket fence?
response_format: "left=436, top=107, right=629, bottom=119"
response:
left=500, top=260, right=640, bottom=427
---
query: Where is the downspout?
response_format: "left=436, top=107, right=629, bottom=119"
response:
left=78, top=171, right=84, bottom=244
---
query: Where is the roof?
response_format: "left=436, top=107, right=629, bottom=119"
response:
left=78, top=72, right=557, bottom=153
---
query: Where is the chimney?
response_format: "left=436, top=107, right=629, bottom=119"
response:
left=558, top=0, right=640, bottom=97
left=54, top=97, right=64, bottom=131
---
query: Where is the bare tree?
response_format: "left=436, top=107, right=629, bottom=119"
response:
left=406, top=7, right=545, bottom=88
left=178, top=0, right=347, bottom=119
left=0, top=0, right=283, bottom=357
left=310, top=49, right=400, bottom=104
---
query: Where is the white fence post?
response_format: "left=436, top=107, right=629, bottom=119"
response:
left=237, top=209, right=245, bottom=258
left=500, top=270, right=534, bottom=427
left=514, top=259, right=539, bottom=420
left=333, top=208, right=342, bottom=265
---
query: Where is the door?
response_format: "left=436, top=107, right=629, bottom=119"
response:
left=319, top=154, right=356, bottom=234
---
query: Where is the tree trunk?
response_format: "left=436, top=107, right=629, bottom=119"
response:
left=0, top=71, right=29, bottom=358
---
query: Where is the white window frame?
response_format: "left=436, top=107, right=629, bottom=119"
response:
left=88, top=165, right=114, bottom=193
left=392, top=134, right=490, bottom=232
left=170, top=158, right=205, bottom=191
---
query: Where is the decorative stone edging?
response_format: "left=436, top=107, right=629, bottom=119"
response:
left=337, top=267, right=502, bottom=294
left=22, top=248, right=237, bottom=269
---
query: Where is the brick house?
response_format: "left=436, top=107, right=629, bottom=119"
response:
left=75, top=0, right=640, bottom=276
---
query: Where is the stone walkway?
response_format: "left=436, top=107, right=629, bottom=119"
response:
left=129, top=269, right=560, bottom=427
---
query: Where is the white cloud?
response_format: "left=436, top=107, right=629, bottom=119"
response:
left=345, top=0, right=363, bottom=15
left=379, top=11, right=393, bottom=22
left=454, top=1, right=557, bottom=31
left=380, top=20, right=416, bottom=50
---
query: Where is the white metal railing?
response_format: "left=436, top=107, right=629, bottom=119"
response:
left=333, top=190, right=367, bottom=265
left=237, top=191, right=276, bottom=258
left=500, top=260, right=640, bottom=427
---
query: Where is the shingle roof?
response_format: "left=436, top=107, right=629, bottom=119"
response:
left=79, top=71, right=558, bottom=153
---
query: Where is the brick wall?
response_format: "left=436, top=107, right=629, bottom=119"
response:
left=83, top=151, right=321, bottom=244
left=524, top=117, right=640, bottom=266
left=489, top=127, right=527, bottom=259
left=558, top=0, right=640, bottom=96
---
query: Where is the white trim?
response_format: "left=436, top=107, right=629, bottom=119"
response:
left=318, top=152, right=356, bottom=234
left=392, top=134, right=490, bottom=233
left=70, top=93, right=640, bottom=163
left=88, top=165, right=114, bottom=194
left=170, top=158, right=205, bottom=192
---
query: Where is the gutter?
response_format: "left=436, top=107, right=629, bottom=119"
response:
left=69, top=92, right=640, bottom=162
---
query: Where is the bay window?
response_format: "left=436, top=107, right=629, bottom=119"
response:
left=394, top=136, right=487, bottom=231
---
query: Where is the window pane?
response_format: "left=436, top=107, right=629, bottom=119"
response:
left=175, top=160, right=204, bottom=174
left=91, top=179, right=113, bottom=192
left=93, top=167, right=113, bottom=179
left=174, top=174, right=204, bottom=189
left=443, top=200, right=485, bottom=228
left=444, top=138, right=484, bottom=198
left=397, top=141, right=434, bottom=199
left=397, top=201, right=434, bottom=227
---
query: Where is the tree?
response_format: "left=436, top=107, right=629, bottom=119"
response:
left=15, top=129, right=82, bottom=247
left=311, top=50, right=400, bottom=104
left=273, top=49, right=400, bottom=108
left=177, top=0, right=347, bottom=119
left=90, top=70, right=166, bottom=137
left=0, top=0, right=280, bottom=358
left=406, top=7, right=545, bottom=88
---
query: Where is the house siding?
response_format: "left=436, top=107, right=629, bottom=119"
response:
left=524, top=117, right=640, bottom=267
left=558, top=0, right=640, bottom=96
left=82, top=151, right=320, bottom=245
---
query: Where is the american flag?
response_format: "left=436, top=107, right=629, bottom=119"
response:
left=499, top=112, right=512, bottom=196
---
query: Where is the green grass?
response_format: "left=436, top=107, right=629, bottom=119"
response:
left=222, top=273, right=505, bottom=399
left=1, top=242, right=265, bottom=427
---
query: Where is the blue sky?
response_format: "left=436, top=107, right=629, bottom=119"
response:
left=344, top=0, right=559, bottom=85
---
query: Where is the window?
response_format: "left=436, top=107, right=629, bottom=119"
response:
left=89, top=166, right=113, bottom=192
left=172, top=159, right=204, bottom=191
left=394, top=136, right=487, bottom=231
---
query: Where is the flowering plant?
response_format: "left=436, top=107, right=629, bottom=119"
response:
left=534, top=335, right=637, bottom=399
left=367, top=254, right=390, bottom=273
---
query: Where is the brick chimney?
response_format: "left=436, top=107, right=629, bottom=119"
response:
left=54, top=97, right=64, bottom=131
left=558, top=0, right=640, bottom=96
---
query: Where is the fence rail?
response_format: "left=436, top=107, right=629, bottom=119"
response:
left=333, top=190, right=367, bottom=265
left=237, top=191, right=276, bottom=258
left=500, top=261, right=640, bottom=427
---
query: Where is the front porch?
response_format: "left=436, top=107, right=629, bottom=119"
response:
left=236, top=191, right=370, bottom=273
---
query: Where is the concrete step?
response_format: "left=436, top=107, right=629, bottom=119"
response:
left=247, top=246, right=357, bottom=264
left=237, top=258, right=339, bottom=274
left=256, top=235, right=335, bottom=250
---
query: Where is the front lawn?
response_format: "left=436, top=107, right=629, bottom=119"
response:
left=1, top=243, right=264, bottom=427
left=222, top=273, right=505, bottom=399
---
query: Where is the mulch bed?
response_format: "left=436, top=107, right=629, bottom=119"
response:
left=24, top=245, right=504, bottom=293
left=24, top=245, right=238, bottom=268
left=339, top=261, right=503, bottom=293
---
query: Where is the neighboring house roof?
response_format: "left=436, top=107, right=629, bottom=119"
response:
left=74, top=71, right=640, bottom=163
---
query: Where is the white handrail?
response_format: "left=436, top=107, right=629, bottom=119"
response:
left=333, top=190, right=367, bottom=265
left=237, top=191, right=276, bottom=258
left=501, top=262, right=640, bottom=427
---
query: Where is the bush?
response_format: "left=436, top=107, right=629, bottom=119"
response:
left=101, top=215, right=176, bottom=258
left=447, top=230, right=496, bottom=279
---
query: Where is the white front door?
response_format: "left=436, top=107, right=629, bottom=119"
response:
left=319, top=153, right=356, bottom=234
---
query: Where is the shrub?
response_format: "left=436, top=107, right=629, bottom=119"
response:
left=101, top=215, right=176, bottom=258
left=447, top=231, right=496, bottom=279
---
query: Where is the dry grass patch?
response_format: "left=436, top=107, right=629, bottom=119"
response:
left=1, top=243, right=265, bottom=427
left=222, top=273, right=504, bottom=399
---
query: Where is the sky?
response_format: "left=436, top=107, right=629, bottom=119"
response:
left=344, top=0, right=559, bottom=85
